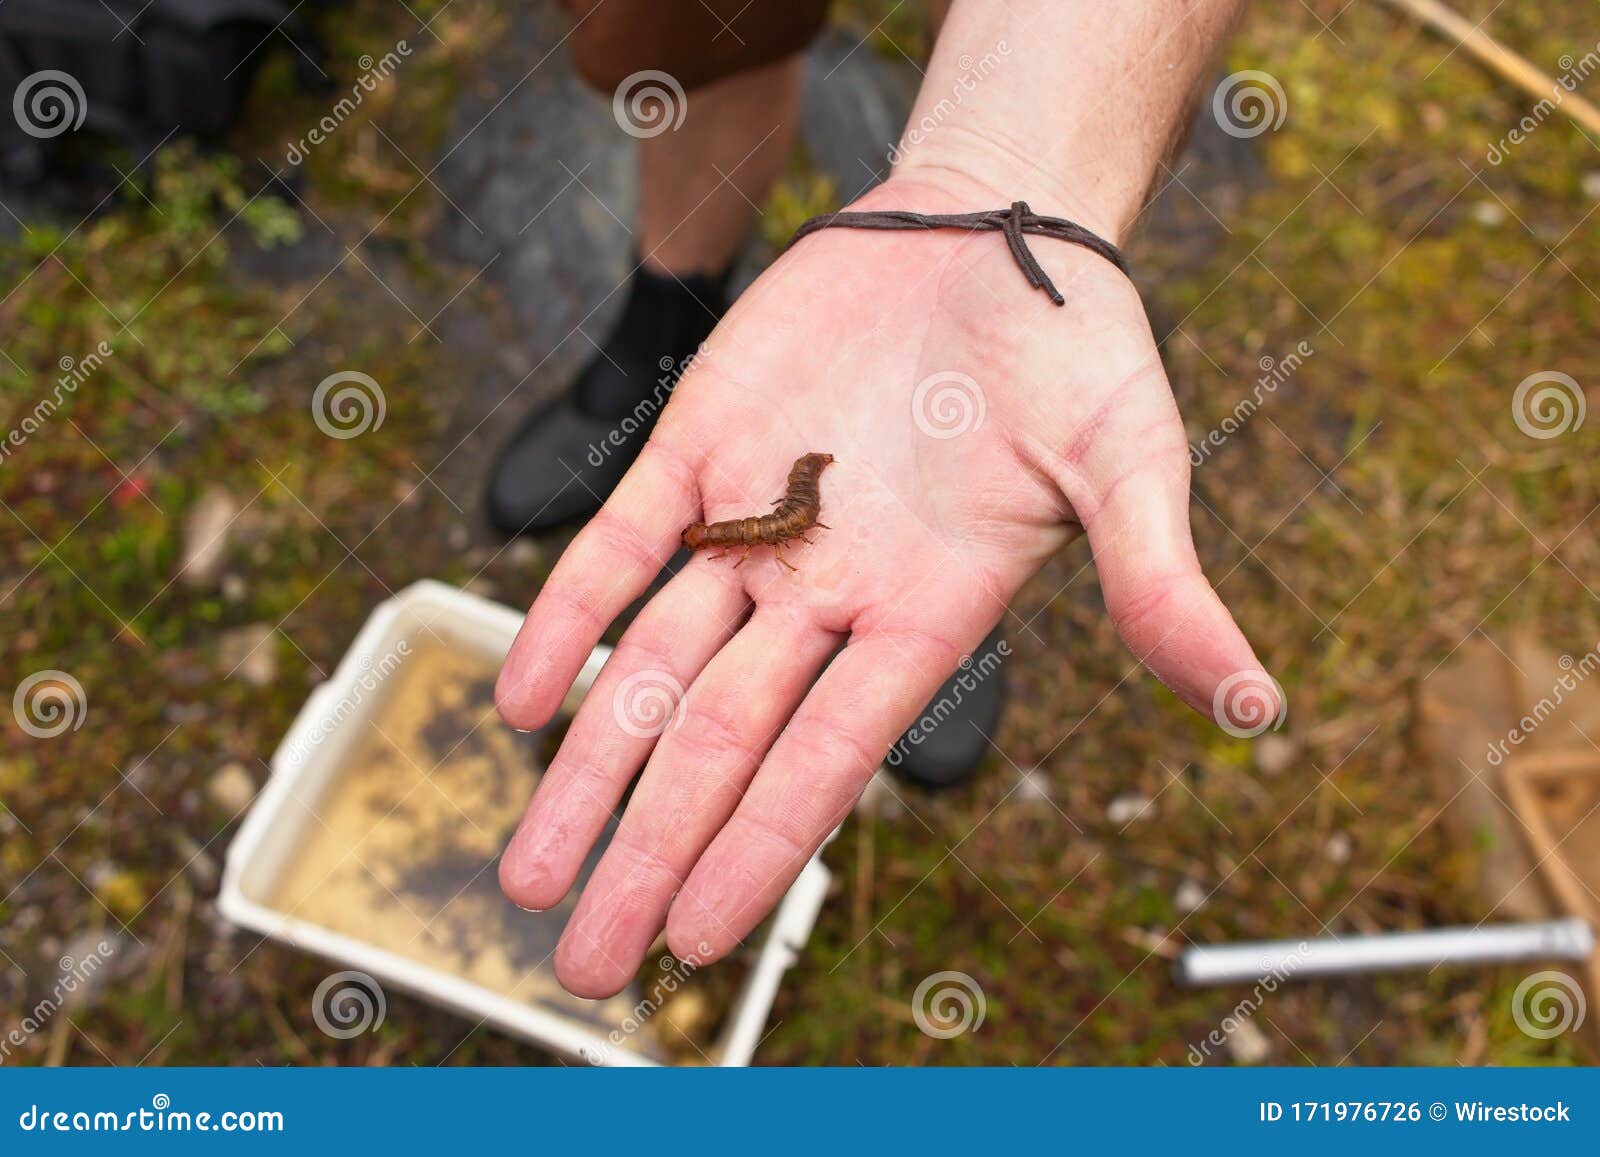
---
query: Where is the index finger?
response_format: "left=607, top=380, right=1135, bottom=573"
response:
left=495, top=440, right=701, bottom=730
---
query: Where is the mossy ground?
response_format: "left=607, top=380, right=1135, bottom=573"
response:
left=2, top=0, right=1596, bottom=1066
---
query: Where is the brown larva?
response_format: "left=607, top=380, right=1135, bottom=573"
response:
left=681, top=452, right=834, bottom=571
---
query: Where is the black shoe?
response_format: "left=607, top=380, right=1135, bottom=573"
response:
left=485, top=263, right=729, bottom=535
left=887, top=626, right=1008, bottom=789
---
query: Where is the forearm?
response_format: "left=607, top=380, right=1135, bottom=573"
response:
left=893, top=0, right=1247, bottom=244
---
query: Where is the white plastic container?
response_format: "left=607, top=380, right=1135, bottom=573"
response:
left=218, top=579, right=831, bottom=1066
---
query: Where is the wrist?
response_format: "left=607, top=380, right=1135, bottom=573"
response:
left=886, top=0, right=1246, bottom=249
left=889, top=125, right=1144, bottom=248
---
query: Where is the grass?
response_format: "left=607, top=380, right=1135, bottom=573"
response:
left=2, top=0, right=1597, bottom=1066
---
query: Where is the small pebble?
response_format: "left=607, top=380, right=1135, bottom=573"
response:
left=208, top=761, right=258, bottom=816
left=1015, top=767, right=1053, bottom=804
left=178, top=486, right=239, bottom=587
left=857, top=771, right=907, bottom=819
left=175, top=831, right=220, bottom=889
left=217, top=624, right=277, bottom=687
left=1325, top=831, right=1352, bottom=864
left=1582, top=171, right=1600, bottom=201
left=1175, top=879, right=1208, bottom=913
left=658, top=989, right=709, bottom=1044
left=1469, top=200, right=1505, bottom=227
left=1227, top=1018, right=1271, bottom=1065
left=1107, top=793, right=1154, bottom=826
left=1254, top=733, right=1296, bottom=777
left=163, top=701, right=208, bottom=724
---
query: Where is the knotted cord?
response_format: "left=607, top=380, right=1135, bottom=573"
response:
left=788, top=201, right=1126, bottom=307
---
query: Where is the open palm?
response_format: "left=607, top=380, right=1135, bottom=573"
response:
left=494, top=175, right=1278, bottom=998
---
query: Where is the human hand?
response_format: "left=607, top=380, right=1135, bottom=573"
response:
left=492, top=170, right=1278, bottom=998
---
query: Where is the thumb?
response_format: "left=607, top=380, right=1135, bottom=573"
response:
left=1079, top=446, right=1284, bottom=736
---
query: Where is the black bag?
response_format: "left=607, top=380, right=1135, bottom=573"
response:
left=0, top=0, right=331, bottom=184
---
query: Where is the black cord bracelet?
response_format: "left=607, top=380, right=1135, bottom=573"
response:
left=787, top=201, right=1126, bottom=307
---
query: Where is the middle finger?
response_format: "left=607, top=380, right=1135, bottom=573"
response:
left=499, top=559, right=748, bottom=912
left=553, top=604, right=840, bottom=997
